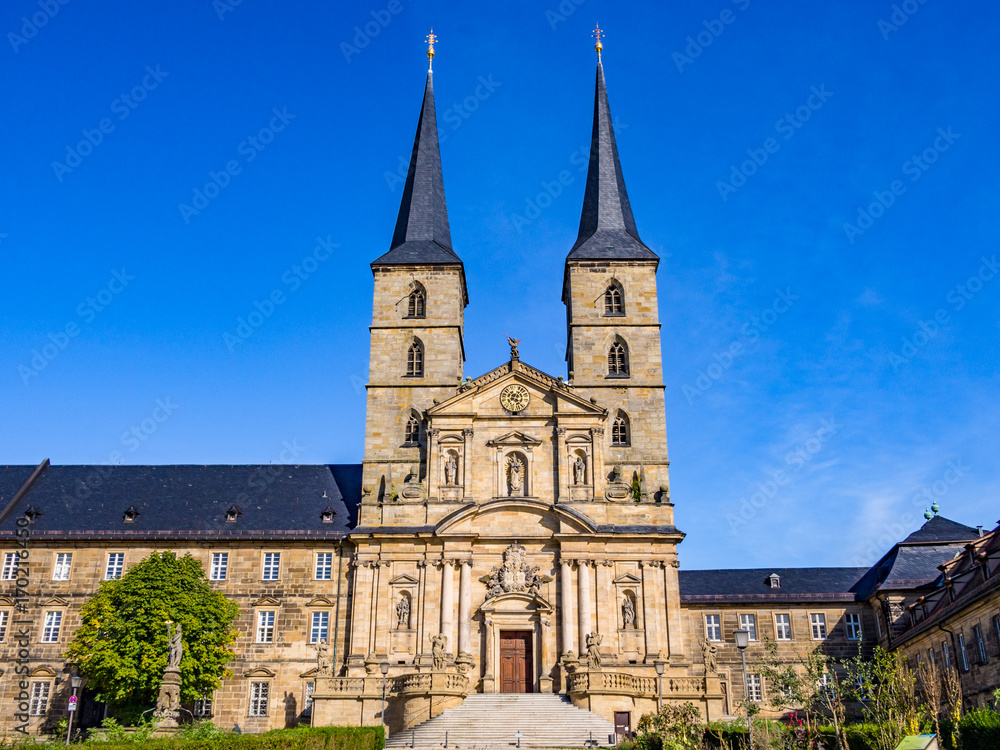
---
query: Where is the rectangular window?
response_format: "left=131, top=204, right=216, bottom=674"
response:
left=739, top=614, right=757, bottom=641
left=811, top=613, right=828, bottom=640
left=310, top=612, right=329, bottom=644
left=942, top=640, right=951, bottom=670
left=0, top=610, right=8, bottom=642
left=194, top=695, right=213, bottom=718
left=53, top=553, right=72, bottom=581
left=973, top=625, right=987, bottom=664
left=41, top=611, right=62, bottom=643
left=29, top=682, right=50, bottom=716
left=928, top=648, right=936, bottom=666
left=957, top=634, right=969, bottom=672
left=993, top=615, right=1000, bottom=657
left=846, top=612, right=862, bottom=641
left=705, top=614, right=721, bottom=642
left=304, top=682, right=315, bottom=717
left=876, top=611, right=883, bottom=639
left=2, top=552, right=20, bottom=580
left=315, top=553, right=333, bottom=581
left=256, top=611, right=275, bottom=643
left=210, top=553, right=228, bottom=581
left=774, top=614, right=792, bottom=641
left=262, top=552, right=280, bottom=581
left=105, top=553, right=125, bottom=580
left=249, top=681, right=269, bottom=717
left=747, top=674, right=763, bottom=702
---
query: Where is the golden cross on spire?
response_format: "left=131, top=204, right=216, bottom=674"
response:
left=425, top=29, right=437, bottom=71
left=592, top=23, right=604, bottom=62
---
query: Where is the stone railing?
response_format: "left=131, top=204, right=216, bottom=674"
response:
left=568, top=671, right=705, bottom=698
left=392, top=671, right=468, bottom=696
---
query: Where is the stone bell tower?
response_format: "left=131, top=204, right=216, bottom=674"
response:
left=562, top=52, right=670, bottom=504
left=361, top=51, right=468, bottom=524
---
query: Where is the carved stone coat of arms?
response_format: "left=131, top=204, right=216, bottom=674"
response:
left=485, top=542, right=541, bottom=599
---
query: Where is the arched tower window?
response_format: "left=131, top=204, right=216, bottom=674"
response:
left=604, top=282, right=624, bottom=315
left=608, top=338, right=629, bottom=376
left=407, top=284, right=426, bottom=318
left=612, top=412, right=630, bottom=447
left=403, top=412, right=420, bottom=445
left=406, top=340, right=424, bottom=377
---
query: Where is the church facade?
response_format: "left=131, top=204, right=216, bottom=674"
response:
left=1, top=50, right=998, bottom=739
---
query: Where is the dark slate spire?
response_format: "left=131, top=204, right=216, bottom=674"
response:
left=568, top=63, right=657, bottom=261
left=372, top=70, right=461, bottom=266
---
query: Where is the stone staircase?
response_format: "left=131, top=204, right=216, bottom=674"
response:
left=385, top=693, right=617, bottom=749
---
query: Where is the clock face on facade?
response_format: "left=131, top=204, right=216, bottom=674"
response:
left=500, top=384, right=530, bottom=412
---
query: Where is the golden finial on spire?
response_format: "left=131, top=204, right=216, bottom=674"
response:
left=425, top=29, right=438, bottom=71
left=592, top=23, right=604, bottom=63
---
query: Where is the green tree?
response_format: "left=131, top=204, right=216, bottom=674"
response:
left=65, top=552, right=240, bottom=717
left=843, top=646, right=919, bottom=750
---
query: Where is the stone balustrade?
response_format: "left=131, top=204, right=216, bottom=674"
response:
left=567, top=670, right=705, bottom=699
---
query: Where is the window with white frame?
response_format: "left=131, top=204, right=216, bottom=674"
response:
left=310, top=612, right=329, bottom=644
left=942, top=640, right=951, bottom=669
left=249, top=681, right=269, bottom=717
left=846, top=612, right=862, bottom=641
left=315, top=553, right=333, bottom=581
left=774, top=613, right=792, bottom=641
left=747, top=674, right=763, bottom=702
left=53, top=553, right=72, bottom=581
left=705, top=614, right=721, bottom=642
left=810, top=613, right=828, bottom=640
left=41, top=611, right=62, bottom=643
left=29, top=682, right=50, bottom=715
left=304, top=682, right=315, bottom=717
left=0, top=610, right=8, bottom=642
left=105, top=553, right=125, bottom=579
left=210, top=553, right=228, bottom=581
left=2, top=552, right=20, bottom=580
left=973, top=625, right=987, bottom=664
left=256, top=611, right=275, bottom=643
left=262, top=553, right=280, bottom=581
left=739, top=614, right=757, bottom=641
left=957, top=633, right=969, bottom=671
left=193, top=695, right=213, bottom=718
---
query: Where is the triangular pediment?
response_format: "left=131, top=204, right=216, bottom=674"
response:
left=613, top=573, right=642, bottom=585
left=426, top=359, right=607, bottom=417
left=253, top=596, right=281, bottom=607
left=389, top=573, right=419, bottom=585
left=43, top=597, right=70, bottom=607
left=487, top=431, right=542, bottom=447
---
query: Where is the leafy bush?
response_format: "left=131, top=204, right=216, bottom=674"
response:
left=958, top=708, right=1000, bottom=750
left=32, top=725, right=383, bottom=750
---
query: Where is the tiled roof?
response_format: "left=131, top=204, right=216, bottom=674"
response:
left=0, top=464, right=362, bottom=539
left=567, top=63, right=657, bottom=262
left=900, top=515, right=980, bottom=544
left=679, top=567, right=874, bottom=602
left=874, top=545, right=963, bottom=590
left=372, top=71, right=461, bottom=267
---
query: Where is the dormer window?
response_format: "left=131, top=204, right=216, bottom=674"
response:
left=320, top=506, right=336, bottom=524
left=226, top=505, right=242, bottom=523
left=24, top=506, right=43, bottom=522
left=768, top=573, right=781, bottom=589
left=123, top=505, right=140, bottom=523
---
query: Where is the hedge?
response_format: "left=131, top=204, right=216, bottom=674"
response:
left=958, top=708, right=1000, bottom=750
left=59, top=726, right=384, bottom=750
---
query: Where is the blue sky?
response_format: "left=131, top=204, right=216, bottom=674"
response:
left=2, top=1, right=998, bottom=570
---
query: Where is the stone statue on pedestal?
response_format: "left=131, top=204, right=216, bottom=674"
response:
left=585, top=632, right=603, bottom=669
left=315, top=638, right=332, bottom=677
left=153, top=621, right=183, bottom=729
left=430, top=633, right=448, bottom=670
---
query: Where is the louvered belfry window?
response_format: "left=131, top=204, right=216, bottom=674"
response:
left=407, top=342, right=423, bottom=377
left=408, top=290, right=425, bottom=318
left=605, top=284, right=623, bottom=314
left=608, top=341, right=628, bottom=375
left=612, top=416, right=629, bottom=446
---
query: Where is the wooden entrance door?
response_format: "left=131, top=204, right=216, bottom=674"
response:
left=500, top=630, right=533, bottom=693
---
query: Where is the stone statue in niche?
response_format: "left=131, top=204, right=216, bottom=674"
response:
left=444, top=453, right=458, bottom=486
left=395, top=595, right=411, bottom=629
left=430, top=633, right=448, bottom=669
left=507, top=455, right=524, bottom=496
left=622, top=595, right=635, bottom=628
left=574, top=455, right=586, bottom=485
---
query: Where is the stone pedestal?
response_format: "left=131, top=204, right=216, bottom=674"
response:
left=152, top=667, right=181, bottom=734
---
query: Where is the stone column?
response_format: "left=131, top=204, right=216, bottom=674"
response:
left=427, top=428, right=440, bottom=498
left=640, top=561, right=660, bottom=661
left=664, top=557, right=684, bottom=663
left=458, top=560, right=472, bottom=656
left=560, top=558, right=575, bottom=656
left=462, top=428, right=474, bottom=499
left=416, top=560, right=428, bottom=664
left=440, top=560, right=455, bottom=657
left=555, top=427, right=568, bottom=502
left=347, top=557, right=369, bottom=668
left=578, top=560, right=592, bottom=657
left=590, top=428, right=605, bottom=498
